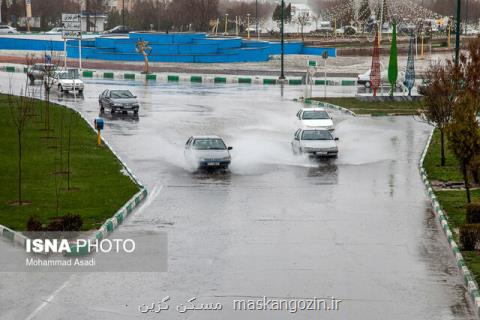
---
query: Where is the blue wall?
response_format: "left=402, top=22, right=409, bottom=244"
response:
left=0, top=33, right=336, bottom=64
left=0, top=38, right=63, bottom=51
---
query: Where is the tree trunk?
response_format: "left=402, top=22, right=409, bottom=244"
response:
left=440, top=128, right=446, bottom=166
left=463, top=159, right=472, bottom=203
left=143, top=53, right=149, bottom=74
left=17, top=129, right=22, bottom=204
left=67, top=117, right=71, bottom=190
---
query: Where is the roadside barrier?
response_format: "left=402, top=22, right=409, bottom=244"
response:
left=419, top=130, right=480, bottom=317
left=0, top=64, right=358, bottom=87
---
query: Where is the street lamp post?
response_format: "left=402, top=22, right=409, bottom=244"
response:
left=279, top=0, right=285, bottom=80
left=455, top=0, right=461, bottom=65
left=224, top=13, right=229, bottom=35
left=122, top=0, right=125, bottom=26
left=256, top=0, right=258, bottom=39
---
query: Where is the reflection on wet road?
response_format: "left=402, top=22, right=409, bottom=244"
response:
left=0, top=74, right=475, bottom=319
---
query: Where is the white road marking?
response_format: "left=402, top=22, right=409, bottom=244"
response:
left=24, top=275, right=73, bottom=320
left=131, top=185, right=162, bottom=217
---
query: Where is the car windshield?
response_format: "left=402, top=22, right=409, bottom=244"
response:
left=58, top=72, right=78, bottom=79
left=302, top=110, right=330, bottom=120
left=110, top=90, right=134, bottom=99
left=193, top=139, right=227, bottom=150
left=301, top=130, right=333, bottom=141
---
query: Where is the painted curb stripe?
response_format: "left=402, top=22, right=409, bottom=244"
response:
left=214, top=77, right=227, bottom=84
left=191, top=76, right=202, bottom=83
left=238, top=77, right=252, bottom=84
left=124, top=73, right=135, bottom=80
left=146, top=74, right=156, bottom=80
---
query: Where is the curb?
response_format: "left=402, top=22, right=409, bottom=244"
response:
left=295, top=98, right=357, bottom=117
left=0, top=99, right=148, bottom=255
left=0, top=64, right=358, bottom=87
left=419, top=129, right=480, bottom=316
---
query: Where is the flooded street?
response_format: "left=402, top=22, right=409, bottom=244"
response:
left=0, top=74, right=474, bottom=319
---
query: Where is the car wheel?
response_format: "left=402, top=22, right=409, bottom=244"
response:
left=364, top=81, right=371, bottom=88
left=111, top=108, right=116, bottom=114
left=133, top=108, right=139, bottom=115
left=59, top=85, right=64, bottom=92
left=100, top=103, right=105, bottom=113
left=79, top=89, right=84, bottom=94
left=29, top=75, right=35, bottom=84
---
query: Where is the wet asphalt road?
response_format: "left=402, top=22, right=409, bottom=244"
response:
left=0, top=74, right=475, bottom=319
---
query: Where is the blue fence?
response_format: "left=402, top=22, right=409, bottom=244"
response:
left=0, top=33, right=336, bottom=63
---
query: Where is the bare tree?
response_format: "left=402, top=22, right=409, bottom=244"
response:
left=8, top=89, right=34, bottom=205
left=42, top=51, right=62, bottom=134
left=418, top=62, right=457, bottom=166
left=447, top=92, right=480, bottom=203
left=66, top=111, right=77, bottom=190
left=294, top=11, right=311, bottom=41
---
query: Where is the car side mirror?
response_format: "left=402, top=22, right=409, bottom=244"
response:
left=334, top=137, right=339, bottom=141
left=228, top=146, right=233, bottom=150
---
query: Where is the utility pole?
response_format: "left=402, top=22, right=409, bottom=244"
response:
left=85, top=0, right=90, bottom=32
left=279, top=0, right=285, bottom=80
left=455, top=0, right=461, bottom=65
left=466, top=0, right=469, bottom=34
left=256, top=0, right=258, bottom=38
left=157, top=0, right=160, bottom=31
left=122, top=0, right=125, bottom=26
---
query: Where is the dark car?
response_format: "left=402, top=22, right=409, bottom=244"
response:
left=27, top=63, right=57, bottom=83
left=99, top=89, right=140, bottom=114
left=104, top=25, right=133, bottom=34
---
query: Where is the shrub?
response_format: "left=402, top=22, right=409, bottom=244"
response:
left=467, top=203, right=480, bottom=224
left=26, top=215, right=43, bottom=231
left=47, top=214, right=83, bottom=231
left=61, top=214, right=83, bottom=231
left=460, top=224, right=480, bottom=250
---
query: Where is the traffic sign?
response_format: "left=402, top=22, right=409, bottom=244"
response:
left=62, top=21, right=81, bottom=31
left=62, top=30, right=82, bottom=40
left=62, top=13, right=81, bottom=23
left=62, top=13, right=82, bottom=39
left=308, top=60, right=317, bottom=67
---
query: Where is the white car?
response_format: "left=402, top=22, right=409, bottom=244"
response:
left=52, top=70, right=84, bottom=94
left=357, top=68, right=405, bottom=88
left=184, top=136, right=232, bottom=170
left=292, top=129, right=339, bottom=158
left=46, top=27, right=63, bottom=35
left=0, top=24, right=17, bottom=34
left=357, top=69, right=384, bottom=88
left=296, top=107, right=334, bottom=131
